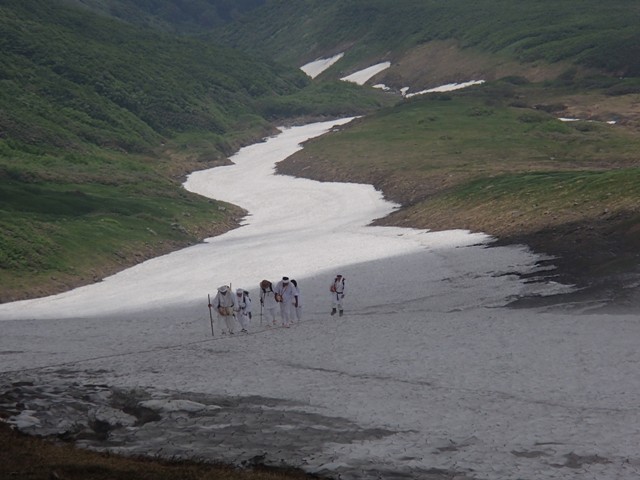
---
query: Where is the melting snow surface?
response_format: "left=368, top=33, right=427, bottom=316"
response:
left=301, top=53, right=345, bottom=78
left=340, top=62, right=391, bottom=85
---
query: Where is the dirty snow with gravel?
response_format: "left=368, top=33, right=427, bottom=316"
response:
left=1, top=114, right=639, bottom=479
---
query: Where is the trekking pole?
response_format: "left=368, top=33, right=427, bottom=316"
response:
left=260, top=302, right=263, bottom=326
left=207, top=294, right=214, bottom=336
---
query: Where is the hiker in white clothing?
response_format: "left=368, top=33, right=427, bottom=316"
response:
left=234, top=288, right=252, bottom=333
left=211, top=285, right=237, bottom=334
left=274, top=276, right=296, bottom=327
left=260, top=279, right=278, bottom=326
left=291, top=279, right=302, bottom=322
left=330, top=274, right=346, bottom=317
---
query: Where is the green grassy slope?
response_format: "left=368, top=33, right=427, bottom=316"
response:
left=217, top=0, right=640, bottom=77
left=0, top=0, right=310, bottom=147
left=61, top=0, right=266, bottom=33
left=0, top=0, right=388, bottom=301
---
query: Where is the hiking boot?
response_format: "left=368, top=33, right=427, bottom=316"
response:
left=331, top=308, right=337, bottom=316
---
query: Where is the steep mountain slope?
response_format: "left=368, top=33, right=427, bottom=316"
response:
left=0, top=0, right=387, bottom=301
left=216, top=0, right=640, bottom=87
left=61, top=0, right=266, bottom=33
left=0, top=0, right=310, bottom=151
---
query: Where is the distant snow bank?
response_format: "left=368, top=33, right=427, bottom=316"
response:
left=300, top=53, right=344, bottom=79
left=403, top=80, right=485, bottom=97
left=340, top=62, right=391, bottom=85
left=299, top=55, right=484, bottom=98
left=300, top=54, right=391, bottom=84
left=559, top=117, right=617, bottom=125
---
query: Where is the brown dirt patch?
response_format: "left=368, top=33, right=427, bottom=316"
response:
left=558, top=93, right=640, bottom=131
left=372, top=40, right=571, bottom=91
left=0, top=422, right=322, bottom=480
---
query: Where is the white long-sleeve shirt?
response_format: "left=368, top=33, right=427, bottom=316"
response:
left=213, top=288, right=235, bottom=313
left=234, top=291, right=252, bottom=315
left=274, top=280, right=297, bottom=304
left=260, top=285, right=278, bottom=309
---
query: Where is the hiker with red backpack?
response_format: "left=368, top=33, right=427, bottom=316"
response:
left=330, top=274, right=346, bottom=317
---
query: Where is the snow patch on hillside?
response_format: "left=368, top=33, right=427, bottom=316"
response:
left=404, top=80, right=486, bottom=97
left=301, top=53, right=345, bottom=78
left=301, top=56, right=483, bottom=98
left=340, top=62, right=391, bottom=85
left=559, top=117, right=618, bottom=125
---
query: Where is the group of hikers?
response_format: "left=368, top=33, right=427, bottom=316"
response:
left=208, top=274, right=346, bottom=335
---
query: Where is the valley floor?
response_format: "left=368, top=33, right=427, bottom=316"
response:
left=2, top=119, right=639, bottom=480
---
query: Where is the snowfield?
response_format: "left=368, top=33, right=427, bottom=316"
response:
left=1, top=118, right=639, bottom=480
